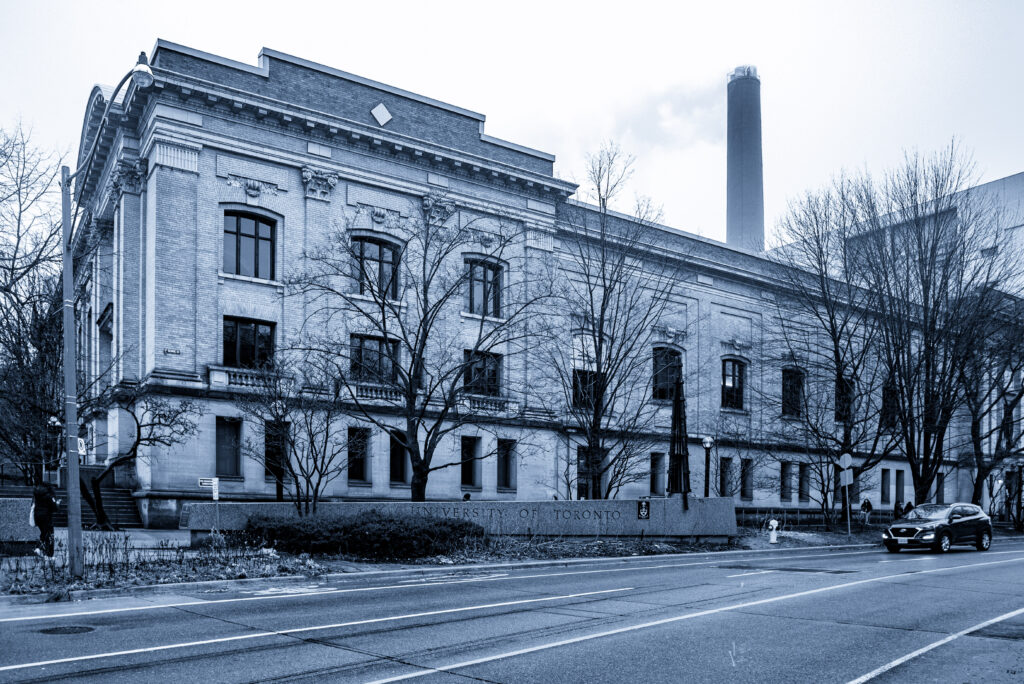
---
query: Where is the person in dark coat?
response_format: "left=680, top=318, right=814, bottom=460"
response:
left=860, top=498, right=873, bottom=529
left=903, top=501, right=915, bottom=517
left=893, top=500, right=903, bottom=521
left=32, top=483, right=59, bottom=557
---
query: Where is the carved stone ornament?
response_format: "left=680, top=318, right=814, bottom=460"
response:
left=422, top=193, right=456, bottom=224
left=301, top=166, right=339, bottom=200
left=653, top=324, right=687, bottom=346
left=722, top=338, right=752, bottom=352
left=111, top=159, right=148, bottom=196
left=225, top=176, right=278, bottom=199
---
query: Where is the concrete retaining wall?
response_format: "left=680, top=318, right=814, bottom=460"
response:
left=182, top=496, right=737, bottom=544
left=0, top=498, right=38, bottom=555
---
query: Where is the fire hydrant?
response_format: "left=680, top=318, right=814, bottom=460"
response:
left=768, top=519, right=779, bottom=544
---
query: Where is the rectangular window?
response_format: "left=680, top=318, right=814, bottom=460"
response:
left=721, top=359, right=745, bottom=410
left=264, top=420, right=288, bottom=481
left=835, top=375, right=855, bottom=423
left=497, top=439, right=516, bottom=490
left=224, top=212, right=275, bottom=280
left=354, top=238, right=400, bottom=300
left=719, top=457, right=733, bottom=497
left=781, top=368, right=804, bottom=418
left=880, top=379, right=899, bottom=430
left=798, top=463, right=810, bottom=502
left=351, top=335, right=399, bottom=383
left=223, top=318, right=275, bottom=368
left=573, top=369, right=604, bottom=409
left=348, top=427, right=370, bottom=483
left=464, top=351, right=502, bottom=396
left=577, top=446, right=594, bottom=500
left=740, top=458, right=754, bottom=500
left=936, top=472, right=945, bottom=504
left=780, top=462, right=793, bottom=501
left=389, top=430, right=409, bottom=484
left=466, top=260, right=502, bottom=317
left=881, top=468, right=891, bottom=504
left=652, top=348, right=683, bottom=401
left=650, top=452, right=665, bottom=496
left=895, top=470, right=905, bottom=503
left=461, top=436, right=481, bottom=488
left=215, top=417, right=241, bottom=478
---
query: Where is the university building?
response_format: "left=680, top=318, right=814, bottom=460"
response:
left=71, top=41, right=1011, bottom=527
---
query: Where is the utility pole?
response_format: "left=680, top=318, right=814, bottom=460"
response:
left=61, top=166, right=83, bottom=577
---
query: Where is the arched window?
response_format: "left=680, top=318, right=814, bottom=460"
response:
left=781, top=367, right=805, bottom=418
left=224, top=211, right=275, bottom=280
left=652, top=347, right=682, bottom=401
left=353, top=237, right=400, bottom=300
left=721, top=358, right=746, bottom=410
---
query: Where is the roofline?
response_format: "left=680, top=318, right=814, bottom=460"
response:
left=151, top=39, right=486, bottom=122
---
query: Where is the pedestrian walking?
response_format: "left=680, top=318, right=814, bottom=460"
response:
left=893, top=500, right=903, bottom=521
left=32, top=483, right=59, bottom=558
left=903, top=501, right=915, bottom=517
left=860, top=498, right=873, bottom=529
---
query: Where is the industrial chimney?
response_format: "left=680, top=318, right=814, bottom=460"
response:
left=726, top=65, right=765, bottom=252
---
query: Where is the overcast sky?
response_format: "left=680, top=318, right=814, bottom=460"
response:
left=2, top=0, right=1022, bottom=244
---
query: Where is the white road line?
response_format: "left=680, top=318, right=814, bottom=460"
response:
left=846, top=605, right=1024, bottom=684
left=363, top=554, right=1024, bottom=683
left=726, top=570, right=778, bottom=578
left=0, top=588, right=631, bottom=673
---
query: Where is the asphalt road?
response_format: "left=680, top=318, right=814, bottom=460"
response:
left=2, top=538, right=1024, bottom=683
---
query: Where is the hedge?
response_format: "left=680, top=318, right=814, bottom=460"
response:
left=244, top=511, right=486, bottom=560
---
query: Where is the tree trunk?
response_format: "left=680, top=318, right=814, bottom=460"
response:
left=411, top=474, right=427, bottom=502
left=971, top=474, right=986, bottom=507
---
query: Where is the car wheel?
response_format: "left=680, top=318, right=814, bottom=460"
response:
left=933, top=532, right=952, bottom=553
left=885, top=543, right=900, bottom=553
left=976, top=530, right=991, bottom=551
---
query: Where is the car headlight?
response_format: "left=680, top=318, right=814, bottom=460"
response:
left=920, top=532, right=935, bottom=540
left=882, top=530, right=891, bottom=539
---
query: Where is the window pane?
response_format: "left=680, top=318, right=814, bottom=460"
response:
left=348, top=427, right=368, bottom=482
left=223, top=232, right=236, bottom=273
left=471, top=278, right=484, bottom=315
left=390, top=431, right=407, bottom=483
left=223, top=320, right=237, bottom=367
left=239, top=217, right=256, bottom=236
left=240, top=236, right=255, bottom=277
left=461, top=436, right=477, bottom=487
left=216, top=418, right=240, bottom=477
left=239, top=322, right=256, bottom=367
left=259, top=221, right=272, bottom=239
left=257, top=324, right=273, bottom=366
left=258, top=238, right=272, bottom=279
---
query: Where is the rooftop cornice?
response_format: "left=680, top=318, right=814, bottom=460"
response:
left=145, top=67, right=577, bottom=200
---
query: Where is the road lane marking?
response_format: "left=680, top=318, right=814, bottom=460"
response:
left=0, top=588, right=632, bottom=673
left=846, top=605, right=1024, bottom=684
left=362, top=554, right=1024, bottom=683
left=0, top=546, right=1005, bottom=624
left=726, top=570, right=778, bottom=578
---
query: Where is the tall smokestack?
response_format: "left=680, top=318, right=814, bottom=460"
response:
left=726, top=65, right=765, bottom=252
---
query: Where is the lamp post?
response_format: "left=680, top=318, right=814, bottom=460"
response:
left=702, top=436, right=714, bottom=497
left=60, top=52, right=153, bottom=577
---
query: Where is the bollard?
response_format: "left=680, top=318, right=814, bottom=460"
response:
left=768, top=518, right=779, bottom=544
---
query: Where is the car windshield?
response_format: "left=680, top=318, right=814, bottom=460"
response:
left=904, top=504, right=951, bottom=520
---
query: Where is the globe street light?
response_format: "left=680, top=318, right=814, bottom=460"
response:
left=702, top=436, right=714, bottom=497
left=60, top=52, right=152, bottom=577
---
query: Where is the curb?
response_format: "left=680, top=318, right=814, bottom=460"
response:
left=5, top=540, right=885, bottom=604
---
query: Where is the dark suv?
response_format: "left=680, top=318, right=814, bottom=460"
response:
left=883, top=503, right=992, bottom=553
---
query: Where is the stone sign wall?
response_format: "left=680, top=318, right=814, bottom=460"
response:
left=182, top=496, right=737, bottom=544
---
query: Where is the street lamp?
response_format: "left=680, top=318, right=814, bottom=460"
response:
left=60, top=52, right=153, bottom=577
left=702, top=436, right=714, bottom=497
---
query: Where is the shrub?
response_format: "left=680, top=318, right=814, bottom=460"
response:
left=244, top=511, right=485, bottom=560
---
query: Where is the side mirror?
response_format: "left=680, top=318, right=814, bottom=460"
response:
left=949, top=512, right=962, bottom=520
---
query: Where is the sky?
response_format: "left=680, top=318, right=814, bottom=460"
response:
left=2, top=0, right=1023, bottom=245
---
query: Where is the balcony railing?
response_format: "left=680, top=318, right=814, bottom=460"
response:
left=208, top=365, right=276, bottom=390
left=354, top=383, right=404, bottom=401
left=460, top=393, right=518, bottom=414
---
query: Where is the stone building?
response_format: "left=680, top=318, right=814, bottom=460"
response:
left=71, top=41, right=995, bottom=527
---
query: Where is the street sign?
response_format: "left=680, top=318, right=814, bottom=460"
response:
left=839, top=453, right=852, bottom=470
left=77, top=437, right=87, bottom=456
left=198, top=478, right=215, bottom=488
left=637, top=500, right=650, bottom=520
left=840, top=469, right=854, bottom=487
left=211, top=478, right=219, bottom=501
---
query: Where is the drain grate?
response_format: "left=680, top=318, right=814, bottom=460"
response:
left=40, top=625, right=94, bottom=635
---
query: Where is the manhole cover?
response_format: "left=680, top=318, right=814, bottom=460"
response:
left=40, top=626, right=94, bottom=635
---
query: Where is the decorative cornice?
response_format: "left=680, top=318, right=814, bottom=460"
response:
left=225, top=176, right=278, bottom=199
left=301, top=166, right=339, bottom=201
left=422, top=193, right=456, bottom=224
left=153, top=141, right=199, bottom=173
left=653, top=325, right=687, bottom=346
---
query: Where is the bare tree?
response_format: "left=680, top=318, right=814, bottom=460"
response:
left=853, top=145, right=1018, bottom=504
left=767, top=176, right=902, bottom=523
left=236, top=354, right=351, bottom=515
left=295, top=191, right=547, bottom=501
left=541, top=143, right=685, bottom=499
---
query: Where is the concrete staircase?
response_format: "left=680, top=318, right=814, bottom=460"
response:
left=0, top=484, right=143, bottom=529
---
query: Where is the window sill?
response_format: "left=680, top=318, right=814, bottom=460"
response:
left=460, top=312, right=508, bottom=324
left=218, top=272, right=282, bottom=287
left=720, top=408, right=750, bottom=416
left=348, top=480, right=372, bottom=488
left=496, top=487, right=517, bottom=493
left=349, top=292, right=404, bottom=307
left=216, top=475, right=244, bottom=482
left=390, top=482, right=411, bottom=489
left=461, top=486, right=483, bottom=492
